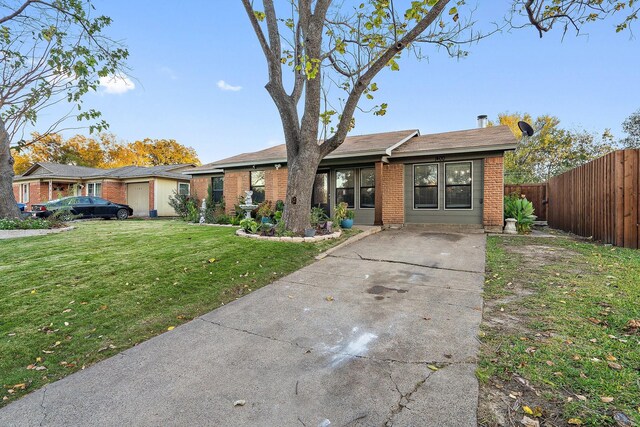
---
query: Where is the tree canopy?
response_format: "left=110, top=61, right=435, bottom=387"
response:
left=0, top=0, right=128, bottom=219
left=495, top=112, right=615, bottom=183
left=12, top=133, right=201, bottom=174
left=620, top=108, right=640, bottom=148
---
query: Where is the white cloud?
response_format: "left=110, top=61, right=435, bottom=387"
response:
left=217, top=80, right=242, bottom=92
left=99, top=74, right=135, bottom=94
left=159, top=66, right=178, bottom=80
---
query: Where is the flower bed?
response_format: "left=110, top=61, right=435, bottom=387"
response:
left=235, top=228, right=342, bottom=242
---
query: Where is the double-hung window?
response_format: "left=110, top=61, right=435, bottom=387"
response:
left=359, top=168, right=375, bottom=209
left=178, top=182, right=190, bottom=196
left=335, top=169, right=355, bottom=208
left=445, top=162, right=472, bottom=209
left=211, top=176, right=224, bottom=203
left=414, top=164, right=438, bottom=209
left=250, top=171, right=265, bottom=204
left=21, top=184, right=29, bottom=203
left=87, top=182, right=102, bottom=197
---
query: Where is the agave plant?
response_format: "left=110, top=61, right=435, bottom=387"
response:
left=504, top=194, right=537, bottom=233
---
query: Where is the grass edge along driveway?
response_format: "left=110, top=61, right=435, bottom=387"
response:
left=478, top=234, right=640, bottom=427
left=0, top=220, right=358, bottom=406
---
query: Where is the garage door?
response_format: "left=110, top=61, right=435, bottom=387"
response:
left=127, top=183, right=149, bottom=216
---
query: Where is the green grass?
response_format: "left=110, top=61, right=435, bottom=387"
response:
left=0, top=220, right=357, bottom=405
left=479, top=235, right=640, bottom=426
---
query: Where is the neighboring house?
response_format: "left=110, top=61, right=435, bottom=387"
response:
left=13, top=162, right=194, bottom=217
left=189, top=125, right=516, bottom=231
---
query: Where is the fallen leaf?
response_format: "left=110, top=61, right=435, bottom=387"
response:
left=325, top=296, right=334, bottom=302
left=62, top=309, right=71, bottom=313
left=12, top=383, right=26, bottom=390
left=576, top=394, right=587, bottom=401
left=589, top=338, right=597, bottom=343
left=233, top=400, right=246, bottom=406
left=167, top=326, right=175, bottom=331
left=427, top=364, right=439, bottom=371
left=64, top=322, right=69, bottom=326
left=30, top=289, right=36, bottom=294
left=35, top=357, right=42, bottom=363
left=521, top=415, right=539, bottom=427
left=34, top=366, right=46, bottom=371
left=600, top=396, right=614, bottom=403
left=606, top=355, right=617, bottom=361
left=522, top=406, right=534, bottom=415
left=545, top=360, right=555, bottom=366
left=608, top=361, right=622, bottom=370
left=208, top=258, right=216, bottom=263
left=568, top=418, right=583, bottom=425
left=588, top=317, right=601, bottom=325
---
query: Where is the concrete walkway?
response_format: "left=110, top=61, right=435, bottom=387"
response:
left=0, top=228, right=486, bottom=427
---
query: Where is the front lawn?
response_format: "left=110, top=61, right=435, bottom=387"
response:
left=478, top=235, right=640, bottom=427
left=0, top=220, right=356, bottom=405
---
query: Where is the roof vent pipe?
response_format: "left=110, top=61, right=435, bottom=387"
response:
left=477, top=115, right=488, bottom=128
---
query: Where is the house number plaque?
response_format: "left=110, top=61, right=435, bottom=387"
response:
left=435, top=156, right=445, bottom=162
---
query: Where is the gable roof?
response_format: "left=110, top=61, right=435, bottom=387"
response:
left=190, top=129, right=419, bottom=173
left=191, top=126, right=516, bottom=173
left=15, top=162, right=195, bottom=181
left=392, top=126, right=516, bottom=156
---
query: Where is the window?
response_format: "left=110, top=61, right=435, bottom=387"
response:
left=211, top=176, right=224, bottom=203
left=335, top=169, right=355, bottom=208
left=250, top=171, right=265, bottom=204
left=414, top=164, right=438, bottom=209
left=91, top=197, right=109, bottom=205
left=178, top=182, right=190, bottom=196
left=445, top=162, right=472, bottom=209
left=359, top=168, right=375, bottom=209
left=87, top=182, right=102, bottom=197
left=21, top=184, right=29, bottom=203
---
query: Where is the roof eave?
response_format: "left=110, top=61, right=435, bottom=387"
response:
left=389, top=143, right=517, bottom=159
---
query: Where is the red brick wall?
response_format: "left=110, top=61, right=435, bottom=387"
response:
left=483, top=156, right=504, bottom=230
left=148, top=180, right=155, bottom=212
left=223, top=171, right=250, bottom=214
left=381, top=163, right=404, bottom=224
left=265, top=167, right=288, bottom=203
left=102, top=181, right=126, bottom=205
left=190, top=176, right=210, bottom=200
left=12, top=183, right=20, bottom=203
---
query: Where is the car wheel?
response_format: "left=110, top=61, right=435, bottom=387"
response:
left=116, top=208, right=129, bottom=220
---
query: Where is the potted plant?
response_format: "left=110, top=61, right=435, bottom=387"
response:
left=334, top=202, right=348, bottom=226
left=306, top=207, right=326, bottom=237
left=341, top=209, right=355, bottom=229
left=256, top=201, right=273, bottom=224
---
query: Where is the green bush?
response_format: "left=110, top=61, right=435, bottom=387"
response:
left=168, top=192, right=196, bottom=219
left=504, top=193, right=537, bottom=233
left=0, top=218, right=50, bottom=230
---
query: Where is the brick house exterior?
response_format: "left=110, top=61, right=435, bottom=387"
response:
left=13, top=163, right=194, bottom=216
left=189, top=126, right=515, bottom=231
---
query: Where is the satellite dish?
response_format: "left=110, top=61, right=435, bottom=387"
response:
left=517, top=121, right=534, bottom=137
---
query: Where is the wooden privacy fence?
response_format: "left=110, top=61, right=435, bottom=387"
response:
left=504, top=184, right=547, bottom=221
left=547, top=149, right=640, bottom=249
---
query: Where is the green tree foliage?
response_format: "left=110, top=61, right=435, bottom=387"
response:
left=494, top=113, right=615, bottom=183
left=0, top=0, right=128, bottom=219
left=620, top=108, right=640, bottom=148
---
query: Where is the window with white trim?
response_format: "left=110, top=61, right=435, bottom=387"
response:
left=178, top=182, right=190, bottom=196
left=87, top=182, right=102, bottom=197
left=445, top=162, right=472, bottom=209
left=21, top=183, right=29, bottom=203
left=414, top=164, right=438, bottom=209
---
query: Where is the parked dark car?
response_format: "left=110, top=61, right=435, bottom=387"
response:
left=31, top=196, right=133, bottom=220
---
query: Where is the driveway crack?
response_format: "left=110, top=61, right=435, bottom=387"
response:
left=198, top=318, right=472, bottom=366
left=385, top=372, right=433, bottom=426
left=327, top=254, right=484, bottom=274
left=39, top=386, right=48, bottom=427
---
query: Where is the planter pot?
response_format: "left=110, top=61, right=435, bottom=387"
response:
left=261, top=217, right=271, bottom=224
left=340, top=219, right=353, bottom=229
left=304, top=228, right=316, bottom=237
left=504, top=218, right=517, bottom=234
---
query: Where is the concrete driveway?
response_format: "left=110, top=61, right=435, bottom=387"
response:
left=0, top=228, right=486, bottom=427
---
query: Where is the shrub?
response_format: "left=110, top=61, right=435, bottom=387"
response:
left=310, top=206, right=327, bottom=227
left=239, top=218, right=259, bottom=234
left=168, top=192, right=196, bottom=219
left=0, top=218, right=49, bottom=230
left=256, top=200, right=274, bottom=221
left=504, top=194, right=537, bottom=233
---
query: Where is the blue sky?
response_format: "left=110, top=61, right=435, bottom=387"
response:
left=43, top=1, right=640, bottom=163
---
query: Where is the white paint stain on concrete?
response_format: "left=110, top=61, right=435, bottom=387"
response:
left=440, top=252, right=450, bottom=256
left=318, top=419, right=331, bottom=427
left=330, top=332, right=377, bottom=367
left=364, top=274, right=369, bottom=279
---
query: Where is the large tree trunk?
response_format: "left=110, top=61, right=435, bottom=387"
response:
left=0, top=118, right=21, bottom=219
left=283, top=148, right=322, bottom=234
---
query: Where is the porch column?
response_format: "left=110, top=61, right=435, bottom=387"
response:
left=374, top=161, right=383, bottom=225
